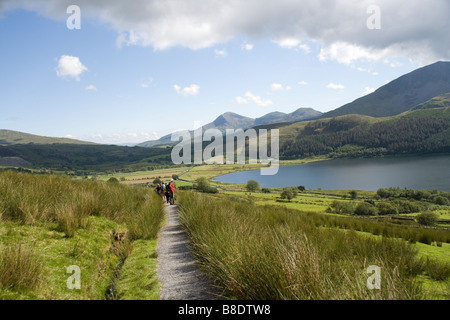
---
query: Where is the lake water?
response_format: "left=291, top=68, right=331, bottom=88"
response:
left=213, top=154, right=450, bottom=191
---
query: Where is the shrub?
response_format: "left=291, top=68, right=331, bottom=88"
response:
left=330, top=200, right=355, bottom=215
left=416, top=212, right=439, bottom=226
left=354, top=202, right=378, bottom=216
left=376, top=202, right=399, bottom=215
left=246, top=180, right=260, bottom=193
left=107, top=177, right=119, bottom=183
left=262, top=188, right=271, bottom=194
left=280, top=189, right=294, bottom=202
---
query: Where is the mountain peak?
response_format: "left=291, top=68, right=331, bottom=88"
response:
left=322, top=61, right=450, bottom=118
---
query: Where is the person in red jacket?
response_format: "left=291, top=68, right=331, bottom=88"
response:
left=167, top=179, right=175, bottom=205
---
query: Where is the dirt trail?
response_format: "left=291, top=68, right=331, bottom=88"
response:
left=156, top=203, right=222, bottom=300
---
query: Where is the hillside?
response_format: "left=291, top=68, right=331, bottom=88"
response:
left=0, top=129, right=97, bottom=146
left=0, top=143, right=173, bottom=173
left=322, top=61, right=450, bottom=118
left=281, top=105, right=450, bottom=159
left=138, top=107, right=322, bottom=148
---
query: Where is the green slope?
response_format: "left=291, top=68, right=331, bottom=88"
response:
left=322, top=61, right=450, bottom=118
left=280, top=106, right=450, bottom=160
left=0, top=129, right=97, bottom=146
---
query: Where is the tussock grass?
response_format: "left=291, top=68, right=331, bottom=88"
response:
left=0, top=243, right=43, bottom=291
left=179, top=192, right=425, bottom=300
left=0, top=171, right=164, bottom=299
left=0, top=171, right=164, bottom=238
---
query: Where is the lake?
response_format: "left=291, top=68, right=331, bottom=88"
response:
left=213, top=154, right=450, bottom=191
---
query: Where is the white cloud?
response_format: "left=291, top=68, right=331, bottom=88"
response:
left=236, top=91, right=273, bottom=107
left=4, top=1, right=450, bottom=65
left=273, top=37, right=302, bottom=49
left=214, top=49, right=227, bottom=57
left=298, top=81, right=308, bottom=86
left=299, top=43, right=311, bottom=53
left=271, top=83, right=291, bottom=91
left=85, top=132, right=160, bottom=145
left=327, top=83, right=345, bottom=90
left=174, top=84, right=200, bottom=97
left=364, top=87, right=376, bottom=94
left=242, top=42, right=254, bottom=51
left=85, top=85, right=97, bottom=91
left=56, top=55, right=88, bottom=81
left=319, top=42, right=393, bottom=65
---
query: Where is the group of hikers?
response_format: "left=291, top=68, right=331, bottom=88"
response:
left=155, top=179, right=175, bottom=205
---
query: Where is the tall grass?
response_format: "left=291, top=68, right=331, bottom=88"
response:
left=178, top=192, right=424, bottom=300
left=0, top=171, right=164, bottom=238
left=0, top=243, right=43, bottom=291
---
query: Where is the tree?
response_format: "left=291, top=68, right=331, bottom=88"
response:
left=349, top=190, right=358, bottom=200
left=297, top=185, right=306, bottom=192
left=416, top=212, right=439, bottom=226
left=354, top=202, right=378, bottom=216
left=172, top=174, right=179, bottom=180
left=246, top=180, right=260, bottom=193
left=280, top=189, right=294, bottom=202
left=153, top=177, right=162, bottom=185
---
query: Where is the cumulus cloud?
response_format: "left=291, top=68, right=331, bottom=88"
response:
left=83, top=132, right=160, bottom=145
left=271, top=83, right=291, bottom=91
left=56, top=55, right=88, bottom=81
left=174, top=84, right=200, bottom=97
left=327, top=83, right=345, bottom=90
left=364, top=87, right=376, bottom=94
left=3, top=0, right=450, bottom=64
left=236, top=91, right=273, bottom=107
left=85, top=84, right=97, bottom=91
left=241, top=42, right=254, bottom=51
left=214, top=49, right=227, bottom=57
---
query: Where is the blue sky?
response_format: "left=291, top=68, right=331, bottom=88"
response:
left=1, top=1, right=448, bottom=145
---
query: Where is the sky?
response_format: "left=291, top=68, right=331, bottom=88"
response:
left=0, top=0, right=449, bottom=145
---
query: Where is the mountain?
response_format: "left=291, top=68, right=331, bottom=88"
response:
left=254, top=108, right=322, bottom=126
left=322, top=61, right=450, bottom=118
left=0, top=129, right=97, bottom=146
left=280, top=103, right=450, bottom=160
left=137, top=107, right=322, bottom=148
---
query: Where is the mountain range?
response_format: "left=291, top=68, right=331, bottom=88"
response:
left=1, top=61, right=450, bottom=172
left=137, top=107, right=322, bottom=147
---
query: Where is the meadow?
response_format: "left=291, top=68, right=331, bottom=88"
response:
left=0, top=171, right=164, bottom=300
left=177, top=191, right=450, bottom=299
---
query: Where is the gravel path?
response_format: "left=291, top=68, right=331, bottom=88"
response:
left=156, top=203, right=222, bottom=300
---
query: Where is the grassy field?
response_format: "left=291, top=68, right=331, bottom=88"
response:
left=0, top=171, right=164, bottom=300
left=178, top=191, right=450, bottom=300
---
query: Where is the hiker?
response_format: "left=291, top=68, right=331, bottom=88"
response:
left=160, top=182, right=166, bottom=201
left=168, top=179, right=175, bottom=205
left=165, top=183, right=171, bottom=204
left=155, top=183, right=161, bottom=196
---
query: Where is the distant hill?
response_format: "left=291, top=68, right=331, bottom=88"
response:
left=280, top=104, right=450, bottom=160
left=0, top=129, right=97, bottom=146
left=137, top=107, right=322, bottom=148
left=322, top=61, right=450, bottom=118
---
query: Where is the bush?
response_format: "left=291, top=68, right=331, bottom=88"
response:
left=376, top=202, right=399, bottom=215
left=280, top=189, right=294, bottom=202
left=107, top=177, right=119, bottom=183
left=246, top=180, right=260, bottom=193
left=262, top=188, right=271, bottom=194
left=416, top=212, right=439, bottom=226
left=330, top=200, right=355, bottom=215
left=354, top=202, right=378, bottom=216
